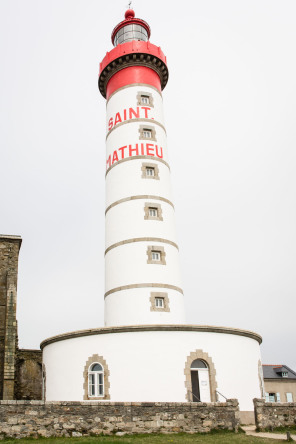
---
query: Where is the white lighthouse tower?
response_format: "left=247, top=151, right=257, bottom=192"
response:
left=100, top=9, right=185, bottom=327
left=42, top=9, right=264, bottom=419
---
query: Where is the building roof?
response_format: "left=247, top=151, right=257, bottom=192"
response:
left=263, top=364, right=296, bottom=380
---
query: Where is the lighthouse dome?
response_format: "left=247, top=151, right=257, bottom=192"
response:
left=112, top=10, right=151, bottom=46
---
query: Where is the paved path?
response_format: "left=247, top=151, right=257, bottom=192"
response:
left=242, top=425, right=296, bottom=441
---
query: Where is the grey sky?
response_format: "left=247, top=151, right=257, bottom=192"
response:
left=1, top=0, right=295, bottom=370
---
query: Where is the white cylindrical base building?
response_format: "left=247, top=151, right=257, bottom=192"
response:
left=42, top=325, right=263, bottom=414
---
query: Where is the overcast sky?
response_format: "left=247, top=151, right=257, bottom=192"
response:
left=1, top=0, right=295, bottom=370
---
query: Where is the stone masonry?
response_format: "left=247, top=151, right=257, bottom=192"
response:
left=0, top=235, right=22, bottom=400
left=15, top=349, right=42, bottom=400
left=254, top=398, right=296, bottom=430
left=0, top=400, right=240, bottom=438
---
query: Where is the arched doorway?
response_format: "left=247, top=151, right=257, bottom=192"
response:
left=190, top=359, right=211, bottom=402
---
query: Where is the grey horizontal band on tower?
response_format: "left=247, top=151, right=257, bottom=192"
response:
left=106, top=118, right=166, bottom=140
left=106, top=155, right=170, bottom=176
left=106, top=83, right=162, bottom=104
left=104, top=283, right=184, bottom=298
left=105, top=237, right=179, bottom=256
left=105, top=195, right=174, bottom=215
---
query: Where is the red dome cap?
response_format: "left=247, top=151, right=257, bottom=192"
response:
left=111, top=10, right=151, bottom=45
left=125, top=9, right=135, bottom=19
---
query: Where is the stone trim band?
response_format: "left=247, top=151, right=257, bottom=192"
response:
left=105, top=155, right=170, bottom=176
left=40, top=325, right=262, bottom=349
left=106, top=118, right=166, bottom=140
left=104, top=283, right=184, bottom=298
left=106, top=83, right=162, bottom=104
left=105, top=195, right=174, bottom=214
left=105, top=237, right=179, bottom=255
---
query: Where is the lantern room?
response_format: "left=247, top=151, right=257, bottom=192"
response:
left=111, top=9, right=151, bottom=46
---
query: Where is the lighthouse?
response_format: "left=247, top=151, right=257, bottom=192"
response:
left=42, top=9, right=264, bottom=418
left=99, top=9, right=185, bottom=327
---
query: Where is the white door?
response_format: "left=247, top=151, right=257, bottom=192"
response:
left=198, top=369, right=211, bottom=402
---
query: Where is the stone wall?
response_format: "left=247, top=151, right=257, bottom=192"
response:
left=15, top=349, right=43, bottom=400
left=0, top=399, right=239, bottom=438
left=0, top=235, right=22, bottom=400
left=254, top=398, right=296, bottom=430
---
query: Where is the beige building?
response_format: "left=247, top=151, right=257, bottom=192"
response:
left=263, top=365, right=296, bottom=403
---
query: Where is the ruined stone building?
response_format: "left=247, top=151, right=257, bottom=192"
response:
left=0, top=235, right=42, bottom=400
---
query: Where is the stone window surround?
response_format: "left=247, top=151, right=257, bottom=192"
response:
left=83, top=354, right=110, bottom=400
left=144, top=202, right=163, bottom=221
left=150, top=292, right=170, bottom=312
left=184, top=349, right=218, bottom=402
left=141, top=162, right=160, bottom=180
left=137, top=91, right=154, bottom=107
left=138, top=125, right=157, bottom=141
left=147, top=246, right=166, bottom=265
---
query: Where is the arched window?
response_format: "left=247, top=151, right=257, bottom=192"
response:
left=88, top=363, right=104, bottom=397
left=83, top=354, right=110, bottom=400
left=191, top=359, right=207, bottom=369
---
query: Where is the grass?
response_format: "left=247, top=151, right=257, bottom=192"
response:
left=0, top=431, right=286, bottom=444
left=259, top=425, right=296, bottom=434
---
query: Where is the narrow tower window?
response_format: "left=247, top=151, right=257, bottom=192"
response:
left=149, top=207, right=158, bottom=217
left=147, top=246, right=166, bottom=265
left=143, top=129, right=152, bottom=138
left=141, top=95, right=149, bottom=105
left=152, top=251, right=160, bottom=261
left=155, top=297, right=164, bottom=307
left=141, top=163, right=160, bottom=180
left=147, top=167, right=154, bottom=176
left=139, top=125, right=156, bottom=141
left=144, top=202, right=163, bottom=221
left=137, top=91, right=154, bottom=107
left=150, top=292, right=170, bottom=312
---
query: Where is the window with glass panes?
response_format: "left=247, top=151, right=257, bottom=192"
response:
left=286, top=393, right=293, bottom=402
left=114, top=24, right=148, bottom=46
left=265, top=392, right=280, bottom=402
left=146, top=167, right=154, bottom=177
left=151, top=251, right=161, bottom=261
left=141, top=95, right=150, bottom=105
left=143, top=128, right=152, bottom=138
left=155, top=297, right=164, bottom=308
left=149, top=207, right=158, bottom=217
left=88, top=363, right=104, bottom=397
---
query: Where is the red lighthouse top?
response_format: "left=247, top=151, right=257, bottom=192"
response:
left=111, top=9, right=151, bottom=46
left=99, top=9, right=168, bottom=99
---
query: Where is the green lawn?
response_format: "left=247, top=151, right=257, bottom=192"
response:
left=266, top=426, right=296, bottom=434
left=0, top=432, right=286, bottom=444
